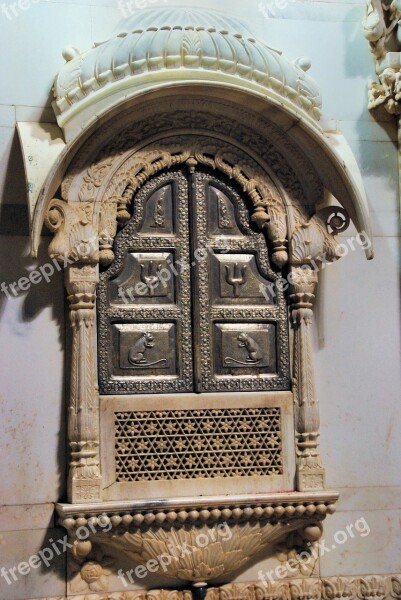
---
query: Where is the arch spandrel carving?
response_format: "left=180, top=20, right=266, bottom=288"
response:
left=47, top=100, right=336, bottom=272
left=27, top=91, right=372, bottom=260
left=59, top=98, right=324, bottom=209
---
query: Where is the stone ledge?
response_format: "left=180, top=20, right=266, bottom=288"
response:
left=56, top=491, right=339, bottom=530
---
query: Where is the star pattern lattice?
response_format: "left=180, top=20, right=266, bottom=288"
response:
left=115, top=408, right=283, bottom=482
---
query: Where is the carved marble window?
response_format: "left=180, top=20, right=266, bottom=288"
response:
left=18, top=7, right=375, bottom=590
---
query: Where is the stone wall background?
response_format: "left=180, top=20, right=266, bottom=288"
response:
left=0, top=0, right=400, bottom=598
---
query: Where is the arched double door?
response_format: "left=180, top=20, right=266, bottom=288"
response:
left=97, top=168, right=290, bottom=396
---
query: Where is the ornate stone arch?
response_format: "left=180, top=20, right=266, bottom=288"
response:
left=44, top=97, right=342, bottom=272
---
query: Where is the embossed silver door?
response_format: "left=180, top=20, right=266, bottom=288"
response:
left=192, top=172, right=289, bottom=392
left=98, top=169, right=290, bottom=394
left=98, top=171, right=194, bottom=393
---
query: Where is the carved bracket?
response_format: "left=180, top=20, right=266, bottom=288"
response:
left=45, top=199, right=100, bottom=265
left=57, top=493, right=337, bottom=590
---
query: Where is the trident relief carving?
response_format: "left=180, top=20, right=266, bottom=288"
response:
left=224, top=262, right=248, bottom=297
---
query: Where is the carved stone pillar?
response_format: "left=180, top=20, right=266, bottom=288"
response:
left=44, top=198, right=102, bottom=503
left=288, top=208, right=349, bottom=491
left=66, top=264, right=102, bottom=503
left=290, top=265, right=325, bottom=492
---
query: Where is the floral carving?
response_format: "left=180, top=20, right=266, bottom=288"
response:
left=363, top=0, right=401, bottom=60
left=42, top=575, right=401, bottom=600
left=357, top=577, right=387, bottom=600
left=68, top=546, right=115, bottom=594
left=94, top=523, right=267, bottom=584
left=322, top=577, right=355, bottom=600
left=275, top=527, right=322, bottom=579
left=391, top=577, right=401, bottom=600
left=290, top=578, right=322, bottom=600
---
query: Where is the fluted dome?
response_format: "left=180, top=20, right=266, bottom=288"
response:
left=53, top=6, right=322, bottom=136
left=115, top=7, right=257, bottom=38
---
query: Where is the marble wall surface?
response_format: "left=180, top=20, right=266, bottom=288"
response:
left=0, top=0, right=399, bottom=599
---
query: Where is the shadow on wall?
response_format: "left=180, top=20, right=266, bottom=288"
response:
left=0, top=128, right=65, bottom=344
left=0, top=127, right=67, bottom=503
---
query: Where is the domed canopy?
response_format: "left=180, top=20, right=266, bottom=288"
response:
left=17, top=6, right=372, bottom=259
left=53, top=6, right=321, bottom=139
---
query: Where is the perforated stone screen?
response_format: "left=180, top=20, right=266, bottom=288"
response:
left=114, top=407, right=283, bottom=482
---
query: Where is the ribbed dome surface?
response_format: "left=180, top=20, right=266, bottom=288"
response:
left=53, top=7, right=321, bottom=124
left=114, top=7, right=257, bottom=39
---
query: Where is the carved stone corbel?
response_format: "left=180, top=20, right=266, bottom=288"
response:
left=67, top=537, right=115, bottom=594
left=45, top=199, right=99, bottom=265
left=275, top=524, right=323, bottom=579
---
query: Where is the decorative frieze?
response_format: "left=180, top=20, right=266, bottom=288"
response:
left=24, top=575, right=401, bottom=600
